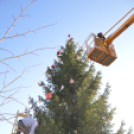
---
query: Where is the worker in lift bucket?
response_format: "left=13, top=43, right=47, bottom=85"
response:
left=16, top=118, right=40, bottom=134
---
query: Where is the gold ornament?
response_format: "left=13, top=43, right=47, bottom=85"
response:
left=38, top=99, right=41, bottom=104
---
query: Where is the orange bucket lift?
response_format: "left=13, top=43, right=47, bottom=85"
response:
left=85, top=7, right=134, bottom=66
left=85, top=33, right=117, bottom=66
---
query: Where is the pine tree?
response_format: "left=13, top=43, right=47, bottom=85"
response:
left=76, top=83, right=116, bottom=134
left=29, top=38, right=133, bottom=134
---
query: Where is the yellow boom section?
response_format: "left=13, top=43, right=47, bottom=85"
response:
left=104, top=14, right=134, bottom=45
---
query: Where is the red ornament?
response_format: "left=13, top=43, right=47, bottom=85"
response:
left=68, top=34, right=70, bottom=37
left=57, top=51, right=60, bottom=55
left=71, top=38, right=74, bottom=41
left=51, top=65, right=55, bottom=69
left=46, top=93, right=52, bottom=100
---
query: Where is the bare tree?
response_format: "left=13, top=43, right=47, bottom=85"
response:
left=0, top=0, right=58, bottom=123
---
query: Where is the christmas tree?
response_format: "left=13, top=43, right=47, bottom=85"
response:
left=29, top=37, right=133, bottom=134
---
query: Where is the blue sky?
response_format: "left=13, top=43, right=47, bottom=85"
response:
left=0, top=0, right=134, bottom=134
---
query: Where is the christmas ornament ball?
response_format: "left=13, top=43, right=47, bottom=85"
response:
left=57, top=51, right=60, bottom=55
left=51, top=65, right=55, bottom=69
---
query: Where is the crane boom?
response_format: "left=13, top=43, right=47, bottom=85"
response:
left=86, top=8, right=134, bottom=66
left=104, top=14, right=134, bottom=45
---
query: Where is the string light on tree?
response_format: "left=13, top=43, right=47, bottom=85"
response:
left=38, top=99, right=41, bottom=104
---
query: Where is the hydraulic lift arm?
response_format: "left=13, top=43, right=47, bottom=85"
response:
left=104, top=14, right=134, bottom=45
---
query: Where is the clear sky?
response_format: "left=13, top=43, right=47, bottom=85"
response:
left=0, top=0, right=134, bottom=134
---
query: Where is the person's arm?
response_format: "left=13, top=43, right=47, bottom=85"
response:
left=30, top=122, right=36, bottom=134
